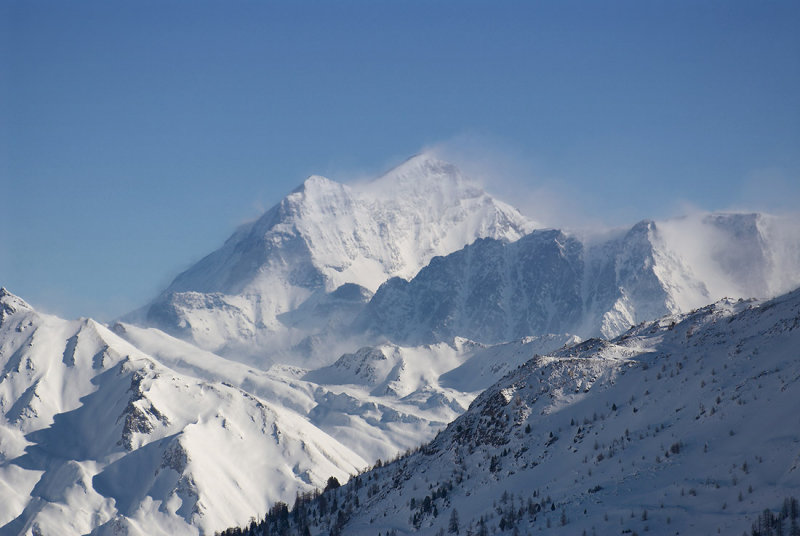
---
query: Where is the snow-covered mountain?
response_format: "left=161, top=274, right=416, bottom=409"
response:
left=299, top=333, right=580, bottom=462
left=137, top=154, right=535, bottom=363
left=0, top=286, right=578, bottom=535
left=228, top=286, right=800, bottom=536
left=361, top=212, right=800, bottom=345
left=134, top=155, right=799, bottom=371
left=0, top=289, right=367, bottom=535
left=359, top=229, right=585, bottom=345
left=4, top=152, right=800, bottom=535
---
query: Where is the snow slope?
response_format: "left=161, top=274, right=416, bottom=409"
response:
left=138, top=154, right=535, bottom=363
left=362, top=213, right=800, bottom=344
left=300, top=334, right=579, bottom=463
left=233, top=286, right=800, bottom=536
left=4, top=153, right=799, bottom=536
left=360, top=229, right=585, bottom=345
left=0, top=289, right=366, bottom=536
left=0, top=287, right=578, bottom=535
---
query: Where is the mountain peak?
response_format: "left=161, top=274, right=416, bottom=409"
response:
left=0, top=287, right=30, bottom=307
left=362, top=153, right=469, bottom=200
left=292, top=174, right=341, bottom=194
left=389, top=152, right=460, bottom=177
left=285, top=174, right=353, bottom=213
left=0, top=287, right=33, bottom=323
left=138, top=153, right=536, bottom=359
left=629, top=218, right=656, bottom=234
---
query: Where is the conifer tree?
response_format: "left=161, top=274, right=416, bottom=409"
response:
left=449, top=508, right=460, bottom=534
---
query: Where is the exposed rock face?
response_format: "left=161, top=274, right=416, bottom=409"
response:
left=361, top=213, right=800, bottom=344
left=136, top=154, right=535, bottom=362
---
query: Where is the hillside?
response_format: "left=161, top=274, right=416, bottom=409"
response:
left=0, top=289, right=364, bottom=535
left=224, top=287, right=800, bottom=535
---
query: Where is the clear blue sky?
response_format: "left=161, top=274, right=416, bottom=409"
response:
left=2, top=0, right=798, bottom=320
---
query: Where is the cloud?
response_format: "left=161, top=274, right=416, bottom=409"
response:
left=414, top=134, right=800, bottom=239
left=419, top=132, right=619, bottom=234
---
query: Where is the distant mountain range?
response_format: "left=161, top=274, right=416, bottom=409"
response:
left=137, top=154, right=799, bottom=364
left=2, top=154, right=799, bottom=535
left=361, top=211, right=798, bottom=345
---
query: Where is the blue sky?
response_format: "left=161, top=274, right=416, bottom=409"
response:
left=2, top=0, right=799, bottom=320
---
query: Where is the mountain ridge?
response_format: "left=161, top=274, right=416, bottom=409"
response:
left=0, top=289, right=367, bottom=535
left=1, top=285, right=578, bottom=535
left=2, top=154, right=799, bottom=535
left=361, top=212, right=800, bottom=345
left=221, top=286, right=800, bottom=536
left=136, top=153, right=536, bottom=362
left=134, top=156, right=800, bottom=369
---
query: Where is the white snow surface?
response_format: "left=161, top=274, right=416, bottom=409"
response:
left=138, top=154, right=536, bottom=362
left=3, top=154, right=800, bottom=536
left=0, top=289, right=366, bottom=535
left=0, top=288, right=575, bottom=535
left=262, top=287, right=800, bottom=536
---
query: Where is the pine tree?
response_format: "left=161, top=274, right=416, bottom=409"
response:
left=477, top=517, right=488, bottom=536
left=449, top=508, right=460, bottom=534
left=325, top=476, right=341, bottom=492
left=791, top=496, right=800, bottom=536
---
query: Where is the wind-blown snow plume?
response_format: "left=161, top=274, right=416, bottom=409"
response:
left=135, top=154, right=536, bottom=364
left=360, top=211, right=800, bottom=344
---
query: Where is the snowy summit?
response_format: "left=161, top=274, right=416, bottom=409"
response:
left=1, top=153, right=799, bottom=536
